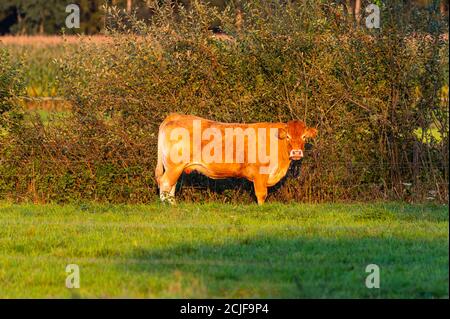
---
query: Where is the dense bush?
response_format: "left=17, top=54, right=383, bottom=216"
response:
left=0, top=1, right=448, bottom=203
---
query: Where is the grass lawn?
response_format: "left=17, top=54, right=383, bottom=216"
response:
left=0, top=202, right=448, bottom=298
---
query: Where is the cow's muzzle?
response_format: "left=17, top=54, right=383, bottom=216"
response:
left=289, top=149, right=303, bottom=160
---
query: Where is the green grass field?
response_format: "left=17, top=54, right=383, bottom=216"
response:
left=0, top=202, right=448, bottom=298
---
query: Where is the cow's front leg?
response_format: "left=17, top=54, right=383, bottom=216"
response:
left=167, top=185, right=177, bottom=205
left=159, top=167, right=183, bottom=205
left=160, top=184, right=177, bottom=205
left=253, top=176, right=268, bottom=205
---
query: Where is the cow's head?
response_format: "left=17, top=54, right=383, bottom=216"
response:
left=277, top=120, right=318, bottom=160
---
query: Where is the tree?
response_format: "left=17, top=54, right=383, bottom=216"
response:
left=440, top=0, right=449, bottom=16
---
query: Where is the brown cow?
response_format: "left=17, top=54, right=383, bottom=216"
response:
left=155, top=113, right=317, bottom=205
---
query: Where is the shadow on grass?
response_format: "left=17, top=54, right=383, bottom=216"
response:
left=118, top=235, right=449, bottom=298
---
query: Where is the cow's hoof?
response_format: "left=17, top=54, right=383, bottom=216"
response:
left=160, top=191, right=170, bottom=202
left=167, top=197, right=177, bottom=206
left=160, top=192, right=177, bottom=205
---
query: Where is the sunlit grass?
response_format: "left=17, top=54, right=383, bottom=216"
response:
left=0, top=202, right=447, bottom=298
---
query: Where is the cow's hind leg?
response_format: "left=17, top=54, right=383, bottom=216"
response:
left=159, top=167, right=183, bottom=205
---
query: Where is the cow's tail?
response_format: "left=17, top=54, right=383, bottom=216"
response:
left=155, top=128, right=164, bottom=187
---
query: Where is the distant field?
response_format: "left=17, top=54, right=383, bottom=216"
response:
left=0, top=202, right=447, bottom=298
left=0, top=35, right=107, bottom=104
left=0, top=35, right=110, bottom=46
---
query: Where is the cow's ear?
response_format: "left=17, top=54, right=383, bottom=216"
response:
left=276, top=128, right=287, bottom=139
left=305, top=128, right=318, bottom=139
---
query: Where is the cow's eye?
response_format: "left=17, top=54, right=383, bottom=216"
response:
left=286, top=134, right=292, bottom=140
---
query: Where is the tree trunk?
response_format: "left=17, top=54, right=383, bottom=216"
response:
left=16, top=9, right=24, bottom=35
left=353, top=0, right=361, bottom=25
left=127, top=0, right=132, bottom=13
left=440, top=0, right=448, bottom=16
left=39, top=20, right=44, bottom=34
